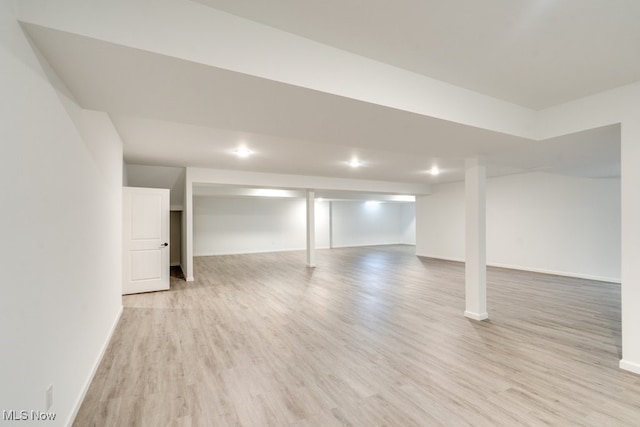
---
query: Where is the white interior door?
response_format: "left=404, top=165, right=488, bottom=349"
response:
left=123, top=187, right=170, bottom=295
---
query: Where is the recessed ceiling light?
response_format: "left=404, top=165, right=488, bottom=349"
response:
left=233, top=147, right=253, bottom=158
left=348, top=159, right=363, bottom=168
left=428, top=166, right=440, bottom=176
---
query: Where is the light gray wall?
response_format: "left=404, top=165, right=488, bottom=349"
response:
left=400, top=203, right=416, bottom=245
left=331, top=201, right=414, bottom=248
left=193, top=197, right=416, bottom=256
left=193, top=197, right=331, bottom=256
left=125, top=164, right=186, bottom=209
left=1, top=5, right=123, bottom=424
left=416, top=172, right=621, bottom=282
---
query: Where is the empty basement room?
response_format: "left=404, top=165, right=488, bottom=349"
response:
left=3, top=0, right=640, bottom=426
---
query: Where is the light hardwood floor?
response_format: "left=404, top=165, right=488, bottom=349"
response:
left=74, top=245, right=640, bottom=426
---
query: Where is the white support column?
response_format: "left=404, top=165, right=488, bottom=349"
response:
left=306, top=190, right=316, bottom=267
left=184, top=169, right=194, bottom=282
left=464, top=158, right=488, bottom=321
left=620, top=119, right=640, bottom=374
left=329, top=201, right=333, bottom=249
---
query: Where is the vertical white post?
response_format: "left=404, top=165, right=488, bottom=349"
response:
left=620, top=120, right=640, bottom=374
left=329, top=201, right=333, bottom=249
left=184, top=168, right=194, bottom=282
left=465, top=158, right=488, bottom=320
left=306, top=190, right=316, bottom=267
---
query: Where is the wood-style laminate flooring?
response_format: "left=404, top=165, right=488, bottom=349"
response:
left=74, top=245, right=640, bottom=426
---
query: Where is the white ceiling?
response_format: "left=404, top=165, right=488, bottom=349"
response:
left=193, top=0, right=640, bottom=110
left=22, top=3, right=622, bottom=188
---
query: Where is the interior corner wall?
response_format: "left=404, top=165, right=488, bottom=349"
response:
left=400, top=203, right=416, bottom=245
left=416, top=183, right=466, bottom=261
left=125, top=164, right=186, bottom=209
left=416, top=172, right=621, bottom=282
left=0, top=5, right=123, bottom=425
left=331, top=201, right=414, bottom=248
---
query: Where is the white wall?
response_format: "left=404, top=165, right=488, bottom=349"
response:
left=416, top=181, right=466, bottom=261
left=400, top=203, right=416, bottom=245
left=193, top=197, right=415, bottom=256
left=0, top=4, right=123, bottom=425
left=194, top=197, right=330, bottom=256
left=416, top=172, right=621, bottom=282
left=125, top=164, right=186, bottom=209
left=331, top=201, right=414, bottom=248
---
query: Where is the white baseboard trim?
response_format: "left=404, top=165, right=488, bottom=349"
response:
left=67, top=305, right=123, bottom=427
left=195, top=244, right=415, bottom=257
left=416, top=253, right=464, bottom=263
left=186, top=276, right=194, bottom=282
left=331, top=242, right=410, bottom=249
left=620, top=359, right=640, bottom=375
left=415, top=253, right=620, bottom=284
left=464, top=310, right=489, bottom=321
left=194, top=247, right=331, bottom=257
left=487, top=262, right=620, bottom=284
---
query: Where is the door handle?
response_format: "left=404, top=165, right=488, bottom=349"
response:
left=161, top=242, right=168, bottom=247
